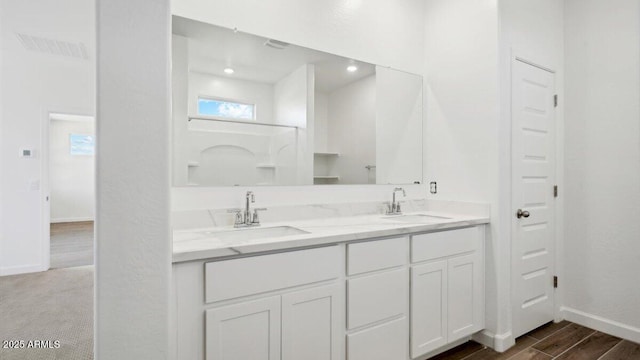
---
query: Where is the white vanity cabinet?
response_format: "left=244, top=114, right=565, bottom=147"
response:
left=410, top=227, right=485, bottom=359
left=172, top=224, right=485, bottom=360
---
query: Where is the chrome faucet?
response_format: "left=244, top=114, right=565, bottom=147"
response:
left=386, top=187, right=406, bottom=215
left=229, top=191, right=267, bottom=227
left=244, top=191, right=255, bottom=225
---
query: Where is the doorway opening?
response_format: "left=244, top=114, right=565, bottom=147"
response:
left=48, top=113, right=96, bottom=269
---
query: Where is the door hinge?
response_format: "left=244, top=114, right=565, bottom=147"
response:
left=553, top=276, right=558, bottom=288
left=554, top=94, right=558, bottom=107
left=554, top=185, right=558, bottom=198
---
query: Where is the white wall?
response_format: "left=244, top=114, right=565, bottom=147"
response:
left=423, top=0, right=503, bottom=346
left=563, top=0, right=640, bottom=342
left=172, top=0, right=425, bottom=75
left=327, top=74, right=376, bottom=184
left=0, top=0, right=95, bottom=275
left=50, top=119, right=95, bottom=222
left=96, top=0, right=172, bottom=357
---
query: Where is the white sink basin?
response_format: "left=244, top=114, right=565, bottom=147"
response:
left=200, top=226, right=310, bottom=242
left=381, top=214, right=451, bottom=224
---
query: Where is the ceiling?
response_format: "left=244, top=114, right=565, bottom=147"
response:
left=172, top=16, right=375, bottom=93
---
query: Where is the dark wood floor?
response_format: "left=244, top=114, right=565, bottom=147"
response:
left=50, top=221, right=94, bottom=269
left=431, top=321, right=640, bottom=360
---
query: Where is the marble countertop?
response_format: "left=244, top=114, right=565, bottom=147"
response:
left=172, top=210, right=490, bottom=263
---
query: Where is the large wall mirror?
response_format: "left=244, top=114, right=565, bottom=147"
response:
left=172, top=16, right=423, bottom=186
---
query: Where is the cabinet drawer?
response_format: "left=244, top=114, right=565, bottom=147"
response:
left=347, top=236, right=407, bottom=275
left=411, top=227, right=479, bottom=263
left=347, top=268, right=408, bottom=329
left=205, top=246, right=340, bottom=303
left=347, top=317, right=408, bottom=360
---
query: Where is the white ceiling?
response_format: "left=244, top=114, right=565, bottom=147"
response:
left=172, top=16, right=375, bottom=93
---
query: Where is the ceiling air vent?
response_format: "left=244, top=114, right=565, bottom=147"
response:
left=15, top=33, right=89, bottom=60
left=264, top=39, right=289, bottom=50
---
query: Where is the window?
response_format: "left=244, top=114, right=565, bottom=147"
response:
left=197, top=97, right=255, bottom=120
left=69, top=134, right=95, bottom=155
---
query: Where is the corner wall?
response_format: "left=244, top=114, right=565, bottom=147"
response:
left=563, top=0, right=640, bottom=343
left=96, top=0, right=172, bottom=357
left=423, top=0, right=503, bottom=347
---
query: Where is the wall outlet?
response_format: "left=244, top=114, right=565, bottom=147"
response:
left=429, top=181, right=437, bottom=194
left=20, top=148, right=36, bottom=158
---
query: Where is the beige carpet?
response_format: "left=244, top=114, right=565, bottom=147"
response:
left=0, top=266, right=93, bottom=360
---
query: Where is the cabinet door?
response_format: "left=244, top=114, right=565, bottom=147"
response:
left=448, top=252, right=483, bottom=342
left=282, top=284, right=343, bottom=360
left=205, top=296, right=280, bottom=360
left=411, top=260, right=448, bottom=358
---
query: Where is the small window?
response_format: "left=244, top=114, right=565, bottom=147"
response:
left=69, top=134, right=95, bottom=155
left=198, top=97, right=255, bottom=120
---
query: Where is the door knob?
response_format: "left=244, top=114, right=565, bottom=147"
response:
left=516, top=209, right=530, bottom=219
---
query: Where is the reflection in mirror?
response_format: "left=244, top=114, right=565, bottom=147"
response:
left=172, top=16, right=423, bottom=186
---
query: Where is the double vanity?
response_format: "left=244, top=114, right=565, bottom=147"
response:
left=170, top=195, right=489, bottom=360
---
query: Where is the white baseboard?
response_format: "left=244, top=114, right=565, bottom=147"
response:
left=561, top=306, right=640, bottom=344
left=50, top=217, right=94, bottom=223
left=0, top=263, right=47, bottom=276
left=472, top=330, right=514, bottom=352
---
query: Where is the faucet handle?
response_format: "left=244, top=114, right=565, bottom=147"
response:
left=252, top=208, right=268, bottom=224
left=227, top=209, right=243, bottom=226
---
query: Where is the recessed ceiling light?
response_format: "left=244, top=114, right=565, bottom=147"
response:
left=347, top=65, right=358, bottom=72
left=224, top=68, right=234, bottom=74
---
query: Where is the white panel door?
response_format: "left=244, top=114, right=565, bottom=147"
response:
left=282, top=284, right=343, bottom=360
left=206, top=296, right=280, bottom=360
left=511, top=59, right=556, bottom=338
left=448, top=253, right=483, bottom=342
left=410, top=260, right=448, bottom=358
